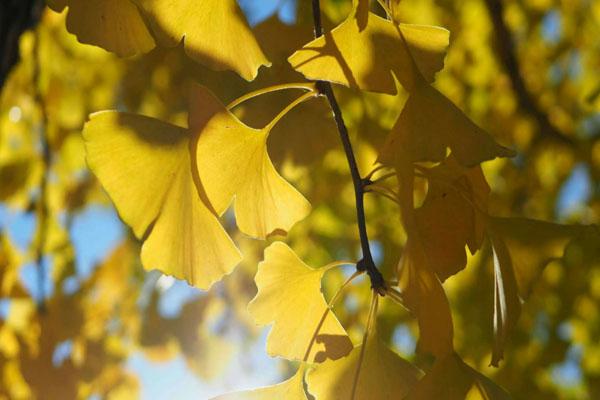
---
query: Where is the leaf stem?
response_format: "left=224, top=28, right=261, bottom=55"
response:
left=351, top=291, right=379, bottom=400
left=303, top=270, right=363, bottom=362
left=264, top=91, right=316, bottom=132
left=311, top=0, right=385, bottom=294
left=226, top=82, right=315, bottom=110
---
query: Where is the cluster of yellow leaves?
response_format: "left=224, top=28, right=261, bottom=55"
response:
left=83, top=85, right=314, bottom=289
left=47, top=0, right=269, bottom=79
left=44, top=0, right=598, bottom=398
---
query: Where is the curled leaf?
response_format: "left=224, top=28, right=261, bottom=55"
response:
left=248, top=242, right=352, bottom=362
left=489, top=217, right=585, bottom=298
left=489, top=231, right=521, bottom=367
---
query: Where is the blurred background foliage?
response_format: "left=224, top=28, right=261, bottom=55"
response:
left=0, top=0, right=598, bottom=398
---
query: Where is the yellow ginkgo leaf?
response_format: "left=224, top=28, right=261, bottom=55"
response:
left=83, top=111, right=241, bottom=289
left=379, top=84, right=515, bottom=168
left=354, top=0, right=369, bottom=30
left=488, top=231, right=521, bottom=367
left=416, top=157, right=490, bottom=281
left=51, top=0, right=156, bottom=57
left=288, top=9, right=449, bottom=94
left=192, top=86, right=311, bottom=239
left=134, top=0, right=270, bottom=80
left=247, top=242, right=352, bottom=362
left=489, top=217, right=583, bottom=298
left=406, top=353, right=511, bottom=400
left=212, top=367, right=307, bottom=400
left=397, top=238, right=454, bottom=357
left=306, top=330, right=421, bottom=400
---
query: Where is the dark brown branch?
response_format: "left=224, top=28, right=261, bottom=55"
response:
left=483, top=0, right=575, bottom=147
left=0, top=0, right=44, bottom=89
left=311, top=0, right=385, bottom=293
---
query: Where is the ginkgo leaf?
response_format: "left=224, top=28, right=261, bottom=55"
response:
left=192, top=85, right=311, bottom=239
left=397, top=238, right=454, bottom=357
left=354, top=0, right=369, bottom=30
left=489, top=231, right=521, bottom=367
left=133, top=0, right=270, bottom=80
left=306, top=330, right=421, bottom=399
left=83, top=111, right=241, bottom=289
left=53, top=0, right=155, bottom=57
left=247, top=242, right=352, bottom=362
left=288, top=8, right=449, bottom=94
left=379, top=84, right=515, bottom=168
left=489, top=217, right=583, bottom=298
left=212, top=367, right=307, bottom=400
left=416, top=157, right=490, bottom=281
left=406, top=353, right=511, bottom=400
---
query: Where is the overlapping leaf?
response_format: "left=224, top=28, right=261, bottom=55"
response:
left=288, top=7, right=449, bottom=94
left=48, top=0, right=269, bottom=79
left=248, top=242, right=352, bottom=362
left=48, top=0, right=155, bottom=57
left=379, top=84, right=515, bottom=168
left=134, top=0, right=270, bottom=80
left=83, top=111, right=241, bottom=289
left=307, top=329, right=421, bottom=399
left=406, top=353, right=511, bottom=399
left=192, top=86, right=311, bottom=239
left=416, top=157, right=490, bottom=281
left=397, top=238, right=454, bottom=357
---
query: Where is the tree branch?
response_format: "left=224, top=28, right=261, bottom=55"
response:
left=311, top=0, right=385, bottom=293
left=483, top=0, right=575, bottom=147
left=0, top=0, right=44, bottom=89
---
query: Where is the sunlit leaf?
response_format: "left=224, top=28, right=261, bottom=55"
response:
left=134, top=0, right=270, bottom=80
left=288, top=9, right=449, bottom=94
left=248, top=242, right=352, bottom=362
left=83, top=111, right=241, bottom=289
left=50, top=0, right=155, bottom=57
left=192, top=85, right=311, bottom=239
left=212, top=367, right=307, bottom=400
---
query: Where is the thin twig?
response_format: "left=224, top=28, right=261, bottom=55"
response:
left=482, top=0, right=575, bottom=147
left=311, top=0, right=385, bottom=294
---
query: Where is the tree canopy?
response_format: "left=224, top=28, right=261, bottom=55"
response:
left=0, top=0, right=599, bottom=399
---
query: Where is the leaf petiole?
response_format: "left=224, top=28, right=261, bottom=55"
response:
left=302, top=269, right=363, bottom=362
left=264, top=91, right=317, bottom=133
left=226, top=82, right=316, bottom=110
left=350, top=291, right=379, bottom=400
